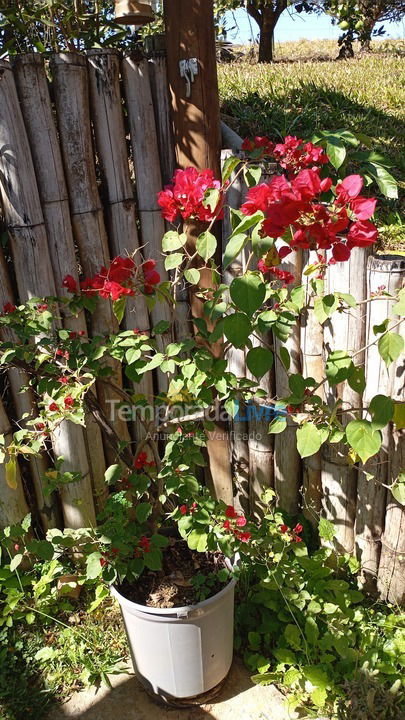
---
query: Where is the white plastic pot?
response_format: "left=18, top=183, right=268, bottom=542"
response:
left=111, top=575, right=236, bottom=700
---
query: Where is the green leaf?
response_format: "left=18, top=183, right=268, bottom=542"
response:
left=202, top=187, right=221, bottom=212
left=311, top=686, right=327, bottom=708
left=268, top=416, right=287, bottom=434
left=378, top=332, right=404, bottom=367
left=223, top=313, right=252, bottom=348
left=325, top=350, right=353, bottom=386
left=369, top=394, right=394, bottom=429
left=230, top=210, right=264, bottom=238
left=366, top=163, right=398, bottom=199
left=104, top=464, right=121, bottom=484
left=187, top=528, right=208, bottom=552
left=143, top=548, right=162, bottom=571
left=223, top=233, right=249, bottom=270
left=10, top=554, right=23, bottom=572
left=113, top=297, right=126, bottom=324
left=348, top=365, right=366, bottom=394
left=284, top=623, right=301, bottom=650
left=162, top=231, right=186, bottom=252
left=222, top=155, right=240, bottom=184
left=289, top=374, right=306, bottom=397
left=138, top=353, right=165, bottom=373
left=305, top=616, right=319, bottom=646
left=296, top=422, right=323, bottom=459
left=314, top=294, right=339, bottom=324
left=280, top=346, right=290, bottom=370
left=246, top=347, right=273, bottom=378
left=243, top=164, right=262, bottom=188
left=318, top=517, right=335, bottom=543
left=391, top=473, right=405, bottom=506
left=135, top=502, right=152, bottom=524
left=393, top=403, right=405, bottom=430
left=196, top=231, right=217, bottom=261
left=184, top=268, right=200, bottom=285
left=230, top=273, right=266, bottom=316
left=326, top=138, right=346, bottom=169
left=164, top=253, right=183, bottom=270
left=290, top=285, right=306, bottom=311
left=284, top=667, right=301, bottom=687
left=393, top=288, right=405, bottom=317
left=86, top=552, right=103, bottom=580
left=346, top=420, right=382, bottom=464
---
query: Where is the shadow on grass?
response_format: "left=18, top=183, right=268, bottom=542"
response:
left=220, top=85, right=404, bottom=171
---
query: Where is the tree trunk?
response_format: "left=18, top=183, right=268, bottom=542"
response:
left=259, top=8, right=276, bottom=63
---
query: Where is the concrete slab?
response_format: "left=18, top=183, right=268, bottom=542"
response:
left=47, top=659, right=294, bottom=720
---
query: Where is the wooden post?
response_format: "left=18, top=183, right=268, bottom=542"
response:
left=0, top=248, right=60, bottom=530
left=13, top=53, right=107, bottom=514
left=356, top=255, right=405, bottom=588
left=0, top=60, right=96, bottom=529
left=274, top=249, right=302, bottom=515
left=87, top=49, right=154, bottom=422
left=50, top=53, right=131, bottom=463
left=163, top=0, right=233, bottom=505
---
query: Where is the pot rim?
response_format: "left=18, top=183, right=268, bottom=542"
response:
left=111, top=556, right=238, bottom=616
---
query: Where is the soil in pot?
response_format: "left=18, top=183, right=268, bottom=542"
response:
left=117, top=538, right=228, bottom=608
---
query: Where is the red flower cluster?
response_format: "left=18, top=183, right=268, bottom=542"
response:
left=3, top=302, right=16, bottom=314
left=157, top=168, right=223, bottom=223
left=63, top=255, right=160, bottom=301
left=223, top=505, right=251, bottom=543
left=241, top=135, right=328, bottom=175
left=134, top=451, right=155, bottom=471
left=241, top=170, right=378, bottom=261
left=179, top=502, right=198, bottom=515
left=79, top=256, right=136, bottom=302
left=280, top=522, right=303, bottom=543
left=257, top=258, right=295, bottom=286
left=242, top=135, right=274, bottom=158
left=273, top=136, right=329, bottom=175
left=138, top=536, right=151, bottom=553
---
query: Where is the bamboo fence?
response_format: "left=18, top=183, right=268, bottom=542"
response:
left=0, top=52, right=403, bottom=602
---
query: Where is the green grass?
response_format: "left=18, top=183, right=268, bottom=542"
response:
left=218, top=40, right=405, bottom=248
left=0, top=600, right=128, bottom=720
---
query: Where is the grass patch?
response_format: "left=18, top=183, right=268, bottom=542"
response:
left=0, top=600, right=128, bottom=720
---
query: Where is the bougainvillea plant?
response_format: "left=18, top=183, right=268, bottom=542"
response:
left=0, top=135, right=403, bottom=601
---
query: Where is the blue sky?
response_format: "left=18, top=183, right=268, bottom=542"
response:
left=224, top=7, right=405, bottom=44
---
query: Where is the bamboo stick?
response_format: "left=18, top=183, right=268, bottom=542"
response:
left=274, top=249, right=302, bottom=515
left=50, top=52, right=131, bottom=461
left=13, top=53, right=107, bottom=514
left=0, top=248, right=60, bottom=529
left=0, top=59, right=96, bottom=529
left=148, top=54, right=176, bottom=187
left=122, top=54, right=172, bottom=393
left=355, top=255, right=405, bottom=587
left=87, top=49, right=154, bottom=420
left=322, top=247, right=369, bottom=554
left=221, top=150, right=249, bottom=512
left=0, top=398, right=30, bottom=529
left=300, top=250, right=325, bottom=527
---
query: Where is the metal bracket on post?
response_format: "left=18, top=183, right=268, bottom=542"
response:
left=179, top=58, right=199, bottom=98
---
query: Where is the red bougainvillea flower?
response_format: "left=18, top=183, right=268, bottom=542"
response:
left=347, top=220, right=379, bottom=249
left=225, top=505, right=238, bottom=519
left=223, top=519, right=231, bottom=530
left=37, top=303, right=48, bottom=312
left=58, top=376, right=69, bottom=385
left=235, top=516, right=247, bottom=527
left=134, top=452, right=148, bottom=470
left=62, top=275, right=78, bottom=294
left=3, top=302, right=16, bottom=314
left=157, top=167, right=223, bottom=223
left=64, top=396, right=74, bottom=409
left=335, top=174, right=364, bottom=203
left=258, top=258, right=295, bottom=286
left=242, top=135, right=275, bottom=158
left=180, top=505, right=188, bottom=515
left=273, top=136, right=329, bottom=175
left=80, top=256, right=136, bottom=301
left=236, top=531, right=251, bottom=543
left=332, top=243, right=351, bottom=262
left=280, top=524, right=289, bottom=533
left=142, top=259, right=160, bottom=294
left=100, top=557, right=108, bottom=567
left=48, top=402, right=59, bottom=412
left=139, top=536, right=151, bottom=553
left=294, top=536, right=303, bottom=543
left=35, top=422, right=46, bottom=431
left=293, top=523, right=303, bottom=534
